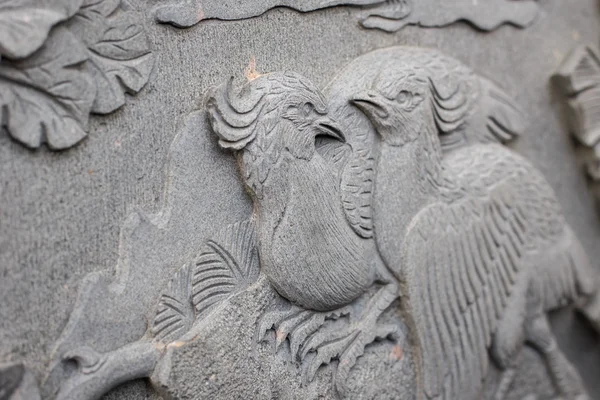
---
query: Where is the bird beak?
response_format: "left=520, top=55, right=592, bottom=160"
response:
left=315, top=116, right=345, bottom=142
left=351, top=90, right=388, bottom=119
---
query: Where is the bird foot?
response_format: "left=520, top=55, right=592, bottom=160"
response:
left=257, top=284, right=400, bottom=394
left=256, top=304, right=352, bottom=361
left=302, top=284, right=401, bottom=395
left=302, top=314, right=400, bottom=395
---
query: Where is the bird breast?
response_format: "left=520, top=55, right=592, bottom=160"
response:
left=262, top=157, right=374, bottom=311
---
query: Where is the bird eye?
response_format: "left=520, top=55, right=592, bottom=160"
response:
left=397, top=90, right=411, bottom=104
left=303, top=103, right=314, bottom=117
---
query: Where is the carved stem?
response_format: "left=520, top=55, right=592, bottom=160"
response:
left=55, top=342, right=162, bottom=400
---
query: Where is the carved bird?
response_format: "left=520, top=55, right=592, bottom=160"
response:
left=206, top=72, right=403, bottom=392
left=206, top=72, right=377, bottom=312
left=350, top=47, right=600, bottom=400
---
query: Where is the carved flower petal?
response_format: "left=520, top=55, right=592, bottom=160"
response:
left=0, top=27, right=96, bottom=149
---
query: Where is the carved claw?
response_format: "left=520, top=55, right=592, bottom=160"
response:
left=275, top=310, right=314, bottom=351
left=258, top=284, right=399, bottom=394
left=257, top=305, right=351, bottom=360
left=303, top=319, right=400, bottom=395
left=301, top=284, right=400, bottom=395
left=305, top=331, right=357, bottom=384
left=256, top=306, right=309, bottom=345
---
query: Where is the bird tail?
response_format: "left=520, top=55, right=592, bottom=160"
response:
left=473, top=77, right=526, bottom=144
left=545, top=228, right=600, bottom=333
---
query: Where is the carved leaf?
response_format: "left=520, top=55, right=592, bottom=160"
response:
left=67, top=0, right=154, bottom=114
left=0, top=0, right=152, bottom=150
left=191, top=219, right=259, bottom=317
left=554, top=45, right=600, bottom=195
left=152, top=263, right=195, bottom=342
left=151, top=219, right=259, bottom=342
left=0, top=0, right=82, bottom=59
left=0, top=27, right=96, bottom=149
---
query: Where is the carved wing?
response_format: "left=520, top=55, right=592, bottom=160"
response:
left=425, top=59, right=526, bottom=152
left=463, top=76, right=525, bottom=147
left=403, top=147, right=563, bottom=399
left=323, top=79, right=379, bottom=240
left=317, top=127, right=376, bottom=239
left=407, top=195, right=523, bottom=399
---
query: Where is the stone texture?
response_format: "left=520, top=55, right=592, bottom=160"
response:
left=1, top=0, right=600, bottom=399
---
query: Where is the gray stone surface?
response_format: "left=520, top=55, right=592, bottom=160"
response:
left=154, top=0, right=539, bottom=33
left=0, top=0, right=154, bottom=149
left=1, top=0, right=600, bottom=399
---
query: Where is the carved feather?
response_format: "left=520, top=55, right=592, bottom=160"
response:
left=476, top=77, right=525, bottom=144
left=340, top=145, right=376, bottom=239
left=432, top=75, right=525, bottom=151
left=404, top=145, right=571, bottom=399
left=334, top=109, right=376, bottom=239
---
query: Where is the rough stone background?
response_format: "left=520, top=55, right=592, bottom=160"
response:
left=1, top=0, right=600, bottom=398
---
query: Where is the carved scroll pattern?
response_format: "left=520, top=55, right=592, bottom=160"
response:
left=155, top=0, right=539, bottom=33
left=0, top=0, right=154, bottom=150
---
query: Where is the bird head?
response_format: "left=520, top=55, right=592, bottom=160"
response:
left=205, top=72, right=344, bottom=199
left=351, top=73, right=428, bottom=147
left=351, top=68, right=470, bottom=148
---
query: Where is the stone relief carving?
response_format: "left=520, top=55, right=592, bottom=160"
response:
left=14, top=46, right=600, bottom=399
left=554, top=45, right=600, bottom=201
left=0, top=0, right=154, bottom=150
left=155, top=0, right=382, bottom=29
left=0, top=0, right=82, bottom=59
left=156, top=0, right=539, bottom=33
left=359, top=0, right=539, bottom=32
left=0, top=362, right=42, bottom=400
